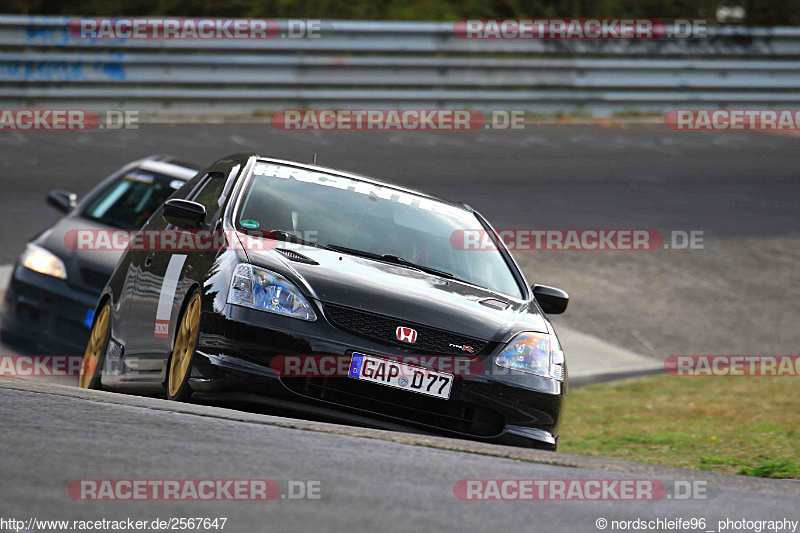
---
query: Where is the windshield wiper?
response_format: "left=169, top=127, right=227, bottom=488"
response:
left=381, top=254, right=457, bottom=280
left=326, top=244, right=458, bottom=280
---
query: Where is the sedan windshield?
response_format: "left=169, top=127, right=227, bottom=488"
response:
left=237, top=162, right=523, bottom=298
left=82, top=168, right=184, bottom=229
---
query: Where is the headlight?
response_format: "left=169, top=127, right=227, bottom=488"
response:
left=227, top=263, right=316, bottom=321
left=495, top=332, right=565, bottom=381
left=21, top=244, right=67, bottom=279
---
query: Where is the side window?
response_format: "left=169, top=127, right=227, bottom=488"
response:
left=189, top=172, right=227, bottom=223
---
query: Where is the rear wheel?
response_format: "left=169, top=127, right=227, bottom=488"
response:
left=78, top=303, right=110, bottom=389
left=167, top=291, right=201, bottom=401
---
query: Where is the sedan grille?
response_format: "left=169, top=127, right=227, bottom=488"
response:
left=323, top=304, right=488, bottom=355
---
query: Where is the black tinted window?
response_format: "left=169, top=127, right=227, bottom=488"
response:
left=190, top=172, right=227, bottom=222
left=82, top=169, right=185, bottom=229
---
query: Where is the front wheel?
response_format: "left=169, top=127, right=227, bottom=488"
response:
left=166, top=291, right=201, bottom=401
left=78, top=303, right=110, bottom=389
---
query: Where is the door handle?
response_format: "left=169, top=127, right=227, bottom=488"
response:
left=144, top=252, right=155, bottom=267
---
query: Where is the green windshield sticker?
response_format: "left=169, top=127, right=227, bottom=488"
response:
left=241, top=219, right=260, bottom=229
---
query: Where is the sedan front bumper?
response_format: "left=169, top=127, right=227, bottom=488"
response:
left=1, top=264, right=99, bottom=354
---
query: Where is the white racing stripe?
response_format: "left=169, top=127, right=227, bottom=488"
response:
left=154, top=255, right=187, bottom=338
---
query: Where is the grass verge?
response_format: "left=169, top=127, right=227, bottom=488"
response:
left=560, top=373, right=800, bottom=478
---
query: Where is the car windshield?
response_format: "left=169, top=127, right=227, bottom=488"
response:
left=82, top=168, right=184, bottom=229
left=236, top=162, right=523, bottom=298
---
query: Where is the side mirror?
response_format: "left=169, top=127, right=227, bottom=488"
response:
left=47, top=190, right=77, bottom=213
left=163, top=199, right=207, bottom=229
left=532, top=284, right=569, bottom=314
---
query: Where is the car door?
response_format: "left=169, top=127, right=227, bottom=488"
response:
left=129, top=171, right=230, bottom=375
left=106, top=171, right=203, bottom=377
left=118, top=171, right=205, bottom=366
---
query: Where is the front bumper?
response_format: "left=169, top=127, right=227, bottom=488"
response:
left=187, top=302, right=566, bottom=449
left=0, top=264, right=99, bottom=354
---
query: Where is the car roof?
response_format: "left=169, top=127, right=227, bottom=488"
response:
left=147, top=154, right=202, bottom=171
left=137, top=159, right=199, bottom=181
left=254, top=156, right=473, bottom=212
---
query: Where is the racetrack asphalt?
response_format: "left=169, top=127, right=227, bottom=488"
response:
left=1, top=378, right=798, bottom=533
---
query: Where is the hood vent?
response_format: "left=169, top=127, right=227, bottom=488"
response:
left=275, top=248, right=319, bottom=265
left=479, top=298, right=510, bottom=311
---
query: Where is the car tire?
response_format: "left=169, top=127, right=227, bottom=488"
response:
left=78, top=302, right=111, bottom=390
left=166, top=290, right=201, bottom=402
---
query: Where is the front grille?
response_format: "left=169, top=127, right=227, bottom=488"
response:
left=323, top=304, right=488, bottom=355
left=284, top=376, right=504, bottom=436
left=79, top=267, right=109, bottom=292
left=16, top=301, right=46, bottom=327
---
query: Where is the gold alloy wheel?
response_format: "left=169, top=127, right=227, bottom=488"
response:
left=168, top=293, right=200, bottom=398
left=78, top=304, right=109, bottom=389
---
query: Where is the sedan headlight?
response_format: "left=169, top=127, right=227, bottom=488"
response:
left=21, top=244, right=67, bottom=280
left=495, top=332, right=565, bottom=381
left=227, top=263, right=316, bottom=321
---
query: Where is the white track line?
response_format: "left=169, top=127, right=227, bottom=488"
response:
left=0, top=264, right=12, bottom=292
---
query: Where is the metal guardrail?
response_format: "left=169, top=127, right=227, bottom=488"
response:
left=1, top=14, right=799, bottom=115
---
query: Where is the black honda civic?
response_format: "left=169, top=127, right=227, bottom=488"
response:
left=80, top=152, right=570, bottom=450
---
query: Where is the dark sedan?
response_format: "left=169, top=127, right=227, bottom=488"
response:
left=79, top=153, right=569, bottom=450
left=0, top=155, right=199, bottom=354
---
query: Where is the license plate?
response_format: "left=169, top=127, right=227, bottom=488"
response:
left=348, top=353, right=453, bottom=400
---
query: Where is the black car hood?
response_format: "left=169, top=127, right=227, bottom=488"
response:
left=33, top=216, right=124, bottom=294
left=245, top=245, right=548, bottom=342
